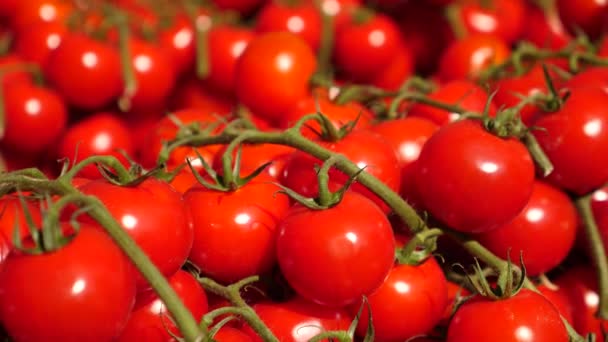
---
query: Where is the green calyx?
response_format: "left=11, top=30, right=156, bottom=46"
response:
left=466, top=252, right=527, bottom=300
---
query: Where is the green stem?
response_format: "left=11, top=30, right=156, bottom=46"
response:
left=198, top=276, right=279, bottom=342
left=61, top=155, right=133, bottom=184
left=116, top=10, right=137, bottom=112
left=315, top=9, right=334, bottom=79
left=522, top=132, right=554, bottom=177
left=0, top=174, right=204, bottom=341
left=193, top=14, right=211, bottom=79
left=308, top=331, right=352, bottom=342
left=576, top=196, right=608, bottom=319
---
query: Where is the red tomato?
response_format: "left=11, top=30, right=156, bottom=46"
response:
left=415, top=119, right=535, bottom=233
left=591, top=186, right=608, bottom=257
left=45, top=33, right=123, bottom=110
left=447, top=289, right=569, bottom=341
left=557, top=0, right=608, bottom=39
left=0, top=54, right=33, bottom=88
left=242, top=297, right=352, bottom=342
left=125, top=38, right=177, bottom=113
left=256, top=1, right=321, bottom=51
left=0, top=196, right=42, bottom=253
left=117, top=270, right=208, bottom=341
left=353, top=257, right=449, bottom=341
left=476, top=181, right=577, bottom=276
left=235, top=32, right=317, bottom=125
left=523, top=4, right=572, bottom=50
left=168, top=76, right=236, bottom=113
left=207, top=25, right=256, bottom=95
left=457, top=0, right=526, bottom=44
left=555, top=266, right=608, bottom=336
left=334, top=12, right=402, bottom=82
left=10, top=0, right=72, bottom=33
left=12, top=21, right=67, bottom=68
left=78, top=178, right=193, bottom=290
left=211, top=143, right=295, bottom=180
left=442, top=281, right=471, bottom=325
left=184, top=176, right=290, bottom=284
left=158, top=14, right=196, bottom=76
left=409, top=79, right=497, bottom=126
left=281, top=130, right=401, bottom=213
left=371, top=42, right=414, bottom=91
left=0, top=225, right=137, bottom=341
left=2, top=83, right=67, bottom=155
left=538, top=284, right=574, bottom=325
left=437, top=34, right=510, bottom=82
left=56, top=112, right=134, bottom=180
left=214, top=327, right=253, bottom=342
left=311, top=0, right=361, bottom=29
left=565, top=66, right=608, bottom=93
left=276, top=191, right=395, bottom=306
left=532, top=87, right=608, bottom=195
left=211, top=0, right=267, bottom=15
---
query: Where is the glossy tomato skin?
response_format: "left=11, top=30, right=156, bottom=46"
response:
left=354, top=257, right=449, bottom=341
left=0, top=226, right=137, bottom=342
left=538, top=284, right=574, bottom=325
left=476, top=181, right=577, bottom=276
left=45, top=33, right=123, bottom=110
left=415, top=119, right=535, bottom=233
left=0, top=196, right=42, bottom=254
left=0, top=54, right=33, bottom=88
left=523, top=4, right=572, bottom=50
left=334, top=13, right=402, bottom=82
left=207, top=25, right=256, bottom=95
left=13, top=21, right=67, bottom=68
left=277, top=191, right=395, bottom=307
left=158, top=14, right=196, bottom=76
left=10, top=0, right=72, bottom=33
left=557, top=0, right=608, bottom=39
left=447, top=289, right=569, bottom=341
left=56, top=112, right=134, bottom=179
left=458, top=0, right=526, bottom=44
left=242, top=297, right=352, bottom=342
left=533, top=87, right=608, bottom=195
left=555, top=266, right=608, bottom=336
left=408, top=80, right=497, bottom=126
left=79, top=178, right=193, bottom=290
left=2, top=83, right=67, bottom=154
left=183, top=178, right=291, bottom=284
left=370, top=42, right=414, bottom=91
left=235, top=32, right=316, bottom=125
left=281, top=130, right=401, bottom=213
left=255, top=1, right=321, bottom=51
left=117, top=270, right=208, bottom=342
left=438, top=34, right=510, bottom=82
left=215, top=326, right=254, bottom=342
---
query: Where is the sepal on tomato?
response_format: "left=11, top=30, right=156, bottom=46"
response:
left=465, top=252, right=527, bottom=301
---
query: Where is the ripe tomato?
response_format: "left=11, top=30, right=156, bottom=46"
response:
left=556, top=0, right=608, bottom=39
left=555, top=266, right=608, bottom=336
left=45, top=33, right=123, bottom=110
left=10, top=0, right=73, bottom=33
left=457, top=0, right=526, bottom=44
left=207, top=25, right=256, bottom=95
left=532, top=87, right=608, bottom=195
left=255, top=1, right=321, bottom=51
left=476, top=181, right=577, bottom=276
left=78, top=178, right=193, bottom=290
left=242, top=297, right=352, bottom=342
left=214, top=326, right=253, bottom=342
left=158, top=13, right=196, bottom=76
left=276, top=191, right=395, bottom=306
left=0, top=225, right=137, bottom=341
left=12, top=21, right=67, bottom=68
left=447, top=289, right=569, bottom=341
left=2, top=83, right=67, bottom=155
left=117, top=270, right=208, bottom=341
left=538, top=283, right=574, bottom=325
left=415, top=119, right=535, bottom=233
left=235, top=32, right=316, bottom=125
left=168, top=76, right=236, bottom=113
left=56, top=112, right=134, bottom=180
left=183, top=176, right=291, bottom=284
left=334, top=12, right=402, bottom=82
left=0, top=196, right=42, bottom=253
left=408, top=79, right=497, bottom=126
left=437, top=33, right=510, bottom=82
left=370, top=42, right=414, bottom=91
left=0, top=54, right=33, bottom=88
left=353, top=257, right=448, bottom=341
left=281, top=129, right=401, bottom=213
left=523, top=4, right=572, bottom=50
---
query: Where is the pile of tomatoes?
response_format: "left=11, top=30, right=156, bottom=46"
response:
left=1, top=0, right=608, bottom=341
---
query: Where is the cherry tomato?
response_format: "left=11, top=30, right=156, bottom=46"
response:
left=371, top=42, right=414, bottom=91
left=0, top=54, right=33, bottom=88
left=311, top=0, right=361, bottom=29
left=457, top=0, right=526, bottom=44
left=0, top=196, right=42, bottom=253
left=183, top=177, right=291, bottom=284
left=523, top=4, right=572, bottom=50
left=207, top=25, right=256, bottom=95
left=476, top=181, right=577, bottom=276
left=532, top=87, right=608, bottom=195
left=256, top=1, right=321, bottom=51
left=555, top=266, right=608, bottom=336
left=211, top=0, right=267, bottom=15
left=2, top=83, right=67, bottom=155
left=447, top=289, right=569, bottom=341
left=415, top=119, right=535, bottom=233
left=235, top=32, right=317, bottom=125
left=281, top=130, right=401, bottom=213
left=78, top=178, right=193, bottom=290
left=334, top=12, right=402, bottom=82
left=10, top=0, right=73, bottom=33
left=56, top=112, right=134, bottom=180
left=538, top=283, right=574, bottom=325
left=277, top=191, right=395, bottom=306
left=158, top=13, right=196, bottom=76
left=409, top=79, right=497, bottom=126
left=353, top=257, right=448, bottom=341
left=242, top=297, right=352, bottom=341
left=0, top=225, right=137, bottom=341
left=557, top=0, right=608, bottom=39
left=12, top=21, right=67, bottom=68
left=45, top=33, right=123, bottom=110
left=169, top=76, right=236, bottom=113
left=215, top=326, right=253, bottom=342
left=437, top=33, right=510, bottom=82
left=117, top=270, right=208, bottom=341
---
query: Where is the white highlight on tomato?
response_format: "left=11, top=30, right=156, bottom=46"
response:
left=134, top=55, right=152, bottom=72
left=196, top=16, right=212, bottom=31
left=585, top=291, right=600, bottom=307
left=321, top=0, right=340, bottom=16
left=594, top=189, right=608, bottom=202
left=514, top=325, right=533, bottom=341
left=394, top=281, right=410, bottom=294
left=82, top=52, right=98, bottom=68
left=46, top=33, right=61, bottom=49
left=469, top=12, right=497, bottom=33
left=71, top=279, right=86, bottom=295
left=479, top=161, right=499, bottom=174
left=471, top=47, right=494, bottom=66
left=583, top=119, right=602, bottom=137
left=39, top=4, right=57, bottom=22
left=368, top=30, right=386, bottom=47
left=231, top=41, right=248, bottom=58
left=24, top=99, right=41, bottom=116
left=93, top=132, right=111, bottom=151
left=287, top=16, right=305, bottom=33
left=345, top=232, right=358, bottom=244
left=399, top=142, right=421, bottom=161
left=525, top=208, right=544, bottom=223
left=173, top=28, right=193, bottom=49
left=276, top=53, right=294, bottom=72
left=293, top=320, right=323, bottom=341
left=121, top=214, right=138, bottom=230
left=234, top=213, right=251, bottom=225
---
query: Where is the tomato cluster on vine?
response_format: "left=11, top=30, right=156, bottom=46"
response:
left=1, top=0, right=608, bottom=341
